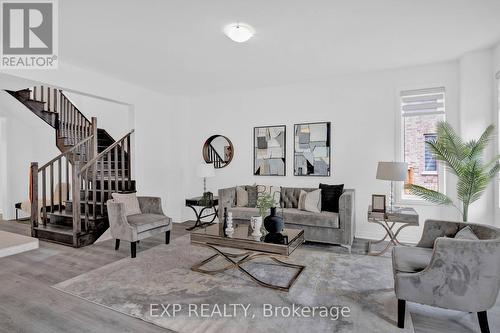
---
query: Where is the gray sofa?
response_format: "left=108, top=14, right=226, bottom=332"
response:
left=393, top=219, right=500, bottom=332
left=218, top=186, right=355, bottom=251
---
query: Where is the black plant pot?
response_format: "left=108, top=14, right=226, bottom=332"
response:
left=264, top=207, right=284, bottom=234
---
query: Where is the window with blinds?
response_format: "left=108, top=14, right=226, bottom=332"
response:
left=401, top=87, right=445, bottom=117
left=401, top=87, right=445, bottom=196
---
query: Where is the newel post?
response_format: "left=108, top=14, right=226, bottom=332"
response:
left=91, top=117, right=98, bottom=159
left=30, top=162, right=38, bottom=236
left=72, top=160, right=81, bottom=247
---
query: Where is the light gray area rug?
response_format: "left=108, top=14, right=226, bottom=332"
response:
left=53, top=236, right=414, bottom=333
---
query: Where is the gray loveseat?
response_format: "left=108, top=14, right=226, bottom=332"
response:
left=393, top=219, right=500, bottom=332
left=218, top=186, right=355, bottom=252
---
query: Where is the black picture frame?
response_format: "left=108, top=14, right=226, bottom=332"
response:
left=293, top=122, right=331, bottom=176
left=253, top=125, right=286, bottom=176
left=372, top=194, right=386, bottom=213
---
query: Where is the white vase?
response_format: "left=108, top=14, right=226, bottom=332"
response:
left=225, top=211, right=234, bottom=235
left=250, top=216, right=263, bottom=237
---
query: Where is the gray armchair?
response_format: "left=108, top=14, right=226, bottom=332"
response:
left=106, top=196, right=172, bottom=258
left=393, top=219, right=500, bottom=332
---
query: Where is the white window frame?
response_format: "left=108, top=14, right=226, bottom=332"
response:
left=396, top=86, right=447, bottom=205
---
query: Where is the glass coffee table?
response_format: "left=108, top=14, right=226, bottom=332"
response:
left=190, top=223, right=305, bottom=292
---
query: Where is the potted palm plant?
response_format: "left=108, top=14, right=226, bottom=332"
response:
left=406, top=121, right=500, bottom=222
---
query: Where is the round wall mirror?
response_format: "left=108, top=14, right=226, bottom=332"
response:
left=203, top=135, right=234, bottom=168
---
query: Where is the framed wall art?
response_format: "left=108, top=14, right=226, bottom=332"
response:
left=254, top=125, right=286, bottom=176
left=294, top=122, right=331, bottom=176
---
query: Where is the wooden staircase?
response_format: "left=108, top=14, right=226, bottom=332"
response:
left=7, top=85, right=135, bottom=247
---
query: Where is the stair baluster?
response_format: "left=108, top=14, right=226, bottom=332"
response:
left=41, top=85, right=45, bottom=110
left=79, top=130, right=135, bottom=230
left=30, top=163, right=38, bottom=237
left=42, top=169, right=47, bottom=225
left=206, top=143, right=224, bottom=168
left=72, top=160, right=81, bottom=246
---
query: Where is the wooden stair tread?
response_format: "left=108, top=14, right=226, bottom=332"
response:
left=34, top=224, right=73, bottom=235
left=65, top=200, right=103, bottom=205
left=47, top=211, right=105, bottom=221
left=90, top=177, right=133, bottom=181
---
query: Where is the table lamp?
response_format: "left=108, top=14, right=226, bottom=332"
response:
left=197, top=163, right=215, bottom=195
left=376, top=161, right=408, bottom=212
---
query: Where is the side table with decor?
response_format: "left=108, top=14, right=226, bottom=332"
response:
left=185, top=196, right=219, bottom=231
left=367, top=205, right=419, bottom=256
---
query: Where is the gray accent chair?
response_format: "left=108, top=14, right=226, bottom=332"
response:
left=393, top=219, right=500, bottom=333
left=218, top=186, right=355, bottom=252
left=106, top=196, right=172, bottom=258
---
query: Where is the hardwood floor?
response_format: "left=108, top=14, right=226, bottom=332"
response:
left=0, top=219, right=192, bottom=333
left=1, top=219, right=497, bottom=333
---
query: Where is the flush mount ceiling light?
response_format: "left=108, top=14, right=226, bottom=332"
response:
left=223, top=23, right=255, bottom=43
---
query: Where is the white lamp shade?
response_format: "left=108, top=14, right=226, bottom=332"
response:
left=376, top=162, right=408, bottom=181
left=197, top=163, right=215, bottom=178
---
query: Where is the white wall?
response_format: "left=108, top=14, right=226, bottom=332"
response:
left=181, top=61, right=461, bottom=243
left=493, top=42, right=500, bottom=226
left=458, top=48, right=496, bottom=224
left=0, top=117, right=6, bottom=218
left=0, top=90, right=60, bottom=219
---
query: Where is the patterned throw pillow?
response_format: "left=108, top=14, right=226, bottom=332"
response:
left=257, top=185, right=281, bottom=207
left=236, top=186, right=249, bottom=207
left=246, top=185, right=258, bottom=208
left=111, top=193, right=142, bottom=216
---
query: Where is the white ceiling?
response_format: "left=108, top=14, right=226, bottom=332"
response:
left=60, top=0, right=500, bottom=94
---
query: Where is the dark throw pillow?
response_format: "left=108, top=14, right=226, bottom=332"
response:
left=246, top=185, right=258, bottom=208
left=319, top=183, right=344, bottom=213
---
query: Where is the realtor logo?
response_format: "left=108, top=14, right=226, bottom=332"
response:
left=1, top=0, right=58, bottom=68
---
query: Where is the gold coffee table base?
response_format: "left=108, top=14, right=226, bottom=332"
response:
left=191, top=243, right=305, bottom=292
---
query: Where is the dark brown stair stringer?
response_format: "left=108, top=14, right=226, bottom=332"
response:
left=5, top=89, right=58, bottom=127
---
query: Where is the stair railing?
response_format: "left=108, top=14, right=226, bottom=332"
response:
left=30, top=134, right=95, bottom=245
left=30, top=85, right=94, bottom=147
left=31, top=85, right=59, bottom=112
left=78, top=130, right=134, bottom=230
left=205, top=143, right=225, bottom=168
left=58, top=91, right=93, bottom=146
